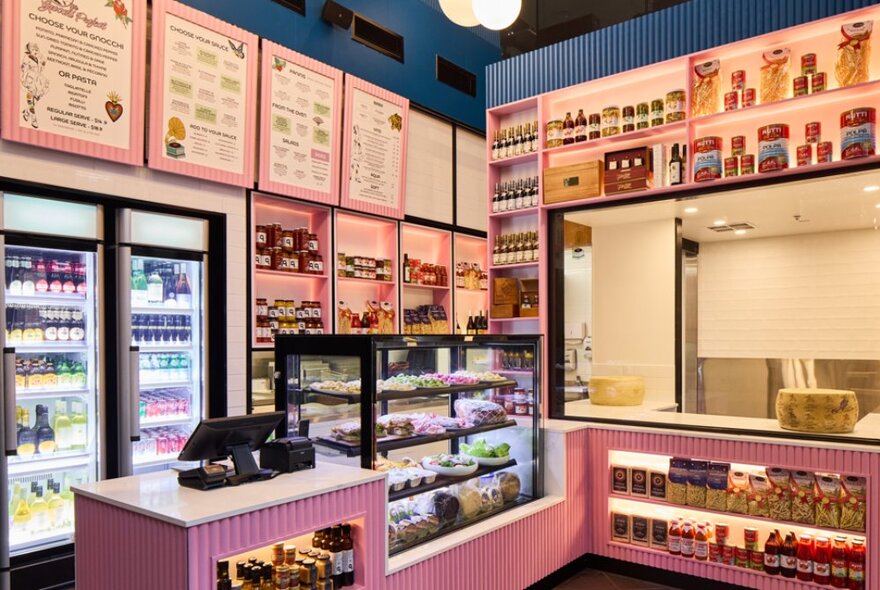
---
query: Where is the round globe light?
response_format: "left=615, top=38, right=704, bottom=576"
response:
left=439, top=0, right=480, bottom=27
left=472, top=0, right=522, bottom=30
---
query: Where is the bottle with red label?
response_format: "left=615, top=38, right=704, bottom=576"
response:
left=668, top=519, right=681, bottom=556
left=764, top=530, right=781, bottom=575
left=34, top=259, right=48, bottom=293
left=848, top=538, right=865, bottom=590
left=814, top=536, right=832, bottom=585
left=781, top=532, right=798, bottom=578
left=831, top=537, right=849, bottom=587
left=797, top=534, right=814, bottom=582
left=694, top=524, right=709, bottom=561
left=680, top=520, right=695, bottom=558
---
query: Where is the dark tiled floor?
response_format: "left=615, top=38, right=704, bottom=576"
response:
left=553, top=568, right=679, bottom=589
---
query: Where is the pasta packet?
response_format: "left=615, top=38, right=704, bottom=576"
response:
left=692, top=59, right=720, bottom=117
left=667, top=457, right=689, bottom=505
left=790, top=470, right=817, bottom=524
left=687, top=460, right=708, bottom=507
left=840, top=475, right=866, bottom=532
left=836, top=21, right=873, bottom=87
left=748, top=472, right=770, bottom=517
left=767, top=467, right=792, bottom=522
left=761, top=48, right=791, bottom=104
left=727, top=470, right=749, bottom=514
left=706, top=462, right=730, bottom=511
left=814, top=473, right=842, bottom=529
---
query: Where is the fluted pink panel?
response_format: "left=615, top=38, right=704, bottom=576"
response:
left=187, top=480, right=386, bottom=590
left=587, top=427, right=878, bottom=590
left=75, top=495, right=188, bottom=590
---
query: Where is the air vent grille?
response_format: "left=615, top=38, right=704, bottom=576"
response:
left=352, top=14, right=404, bottom=62
left=272, top=0, right=305, bottom=15
left=436, top=55, right=477, bottom=96
left=707, top=222, right=757, bottom=232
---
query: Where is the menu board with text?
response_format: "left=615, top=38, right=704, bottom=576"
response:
left=1, top=0, right=147, bottom=165
left=148, top=0, right=257, bottom=187
left=340, top=75, right=409, bottom=219
left=258, top=41, right=342, bottom=205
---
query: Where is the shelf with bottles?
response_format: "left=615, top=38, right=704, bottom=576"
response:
left=139, top=388, right=192, bottom=426
left=15, top=353, right=88, bottom=393
left=6, top=303, right=87, bottom=345
left=9, top=470, right=81, bottom=552
left=255, top=267, right=329, bottom=280
left=132, top=425, right=190, bottom=464
left=12, top=397, right=89, bottom=463
left=132, top=312, right=194, bottom=347
left=131, top=258, right=195, bottom=311
left=131, top=306, right=193, bottom=315
left=139, top=351, right=192, bottom=383
left=5, top=247, right=89, bottom=301
left=489, top=119, right=540, bottom=164
left=490, top=174, right=540, bottom=217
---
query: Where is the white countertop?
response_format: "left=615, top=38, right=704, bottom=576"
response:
left=565, top=399, right=679, bottom=420
left=73, top=461, right=385, bottom=528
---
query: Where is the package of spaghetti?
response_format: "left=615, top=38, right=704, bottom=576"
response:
left=706, top=462, right=729, bottom=511
left=814, top=473, right=842, bottom=529
left=840, top=475, right=866, bottom=532
left=760, top=48, right=791, bottom=104
left=726, top=469, right=750, bottom=514
left=790, top=470, right=817, bottom=525
left=748, top=472, right=771, bottom=517
left=667, top=457, right=689, bottom=506
left=835, top=21, right=873, bottom=87
left=766, top=467, right=792, bottom=522
left=691, top=59, right=720, bottom=117
left=686, top=460, right=708, bottom=507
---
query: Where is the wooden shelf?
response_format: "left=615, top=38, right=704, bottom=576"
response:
left=489, top=152, right=538, bottom=167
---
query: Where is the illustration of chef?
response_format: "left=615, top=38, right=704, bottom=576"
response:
left=20, top=42, right=49, bottom=129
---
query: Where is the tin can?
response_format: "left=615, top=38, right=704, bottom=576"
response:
left=665, top=89, right=686, bottom=123
left=545, top=120, right=564, bottom=148
left=709, top=542, right=722, bottom=563
left=715, top=523, right=730, bottom=545
left=793, top=75, right=809, bottom=96
left=732, top=70, right=746, bottom=91
left=601, top=106, right=621, bottom=137
left=758, top=124, right=790, bottom=172
left=588, top=113, right=601, bottom=139
left=806, top=121, right=821, bottom=144
left=802, top=53, right=817, bottom=76
left=797, top=144, right=813, bottom=166
left=724, top=91, right=739, bottom=111
left=693, top=136, right=723, bottom=182
left=744, top=527, right=759, bottom=551
left=742, top=88, right=757, bottom=107
left=650, top=99, right=665, bottom=127
left=818, top=141, right=834, bottom=163
left=723, top=544, right=736, bottom=566
left=735, top=546, right=750, bottom=568
left=840, top=107, right=876, bottom=159
left=636, top=103, right=650, bottom=129
left=812, top=72, right=827, bottom=93
left=741, top=154, right=755, bottom=174
left=731, top=135, right=746, bottom=156
left=724, top=156, right=739, bottom=177
left=750, top=550, right=765, bottom=571
left=622, top=106, right=635, bottom=133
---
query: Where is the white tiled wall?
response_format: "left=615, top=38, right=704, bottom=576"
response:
left=0, top=140, right=249, bottom=415
left=698, top=229, right=880, bottom=360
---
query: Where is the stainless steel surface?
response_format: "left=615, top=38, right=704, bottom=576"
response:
left=96, top=244, right=106, bottom=480
left=682, top=251, right=698, bottom=413
left=201, top=253, right=208, bottom=420
left=2, top=351, right=14, bottom=456
left=129, top=347, right=140, bottom=442
left=117, top=246, right=133, bottom=476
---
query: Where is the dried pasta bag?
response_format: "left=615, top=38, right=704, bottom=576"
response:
left=706, top=462, right=730, bottom=511
left=840, top=475, right=867, bottom=532
left=814, top=474, right=842, bottom=529
left=790, top=470, right=817, bottom=525
left=692, top=59, right=721, bottom=117
left=727, top=470, right=750, bottom=514
left=760, top=48, right=791, bottom=104
left=686, top=460, right=708, bottom=507
left=379, top=301, right=396, bottom=334
left=836, top=21, right=873, bottom=87
left=767, top=467, right=793, bottom=522
left=667, top=457, right=689, bottom=506
left=748, top=473, right=771, bottom=517
left=336, top=301, right=352, bottom=334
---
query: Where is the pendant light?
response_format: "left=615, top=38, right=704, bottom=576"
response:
left=472, top=0, right=522, bottom=30
left=439, top=0, right=480, bottom=27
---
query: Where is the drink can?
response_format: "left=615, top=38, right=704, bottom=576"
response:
left=724, top=91, right=739, bottom=111
left=715, top=523, right=730, bottom=545
left=735, top=546, right=750, bottom=568
left=802, top=53, right=817, bottom=76
left=797, top=144, right=813, bottom=166
left=758, top=124, right=790, bottom=172
left=840, top=107, right=876, bottom=159
left=818, top=141, right=834, bottom=163
left=812, top=72, right=827, bottom=93
left=742, top=88, right=757, bottom=107
left=724, top=156, right=739, bottom=177
left=744, top=527, right=759, bottom=550
left=731, top=136, right=745, bottom=156
left=741, top=154, right=755, bottom=174
left=806, top=121, right=821, bottom=144
left=723, top=544, right=736, bottom=565
left=709, top=542, right=722, bottom=563
left=793, top=75, right=809, bottom=96
left=693, top=136, right=723, bottom=182
left=751, top=550, right=765, bottom=571
left=732, top=70, right=746, bottom=91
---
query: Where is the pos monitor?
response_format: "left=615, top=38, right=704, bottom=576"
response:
left=177, top=412, right=284, bottom=489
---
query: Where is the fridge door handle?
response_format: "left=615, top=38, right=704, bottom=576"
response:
left=129, top=346, right=140, bottom=442
left=3, top=348, right=15, bottom=456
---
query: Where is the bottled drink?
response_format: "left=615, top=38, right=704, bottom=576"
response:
left=131, top=259, right=148, bottom=306
left=562, top=112, right=575, bottom=145
left=329, top=525, right=344, bottom=588
left=30, top=485, right=48, bottom=533
left=70, top=308, right=85, bottom=342
left=831, top=537, right=849, bottom=587
left=176, top=265, right=192, bottom=308
left=512, top=124, right=522, bottom=156
left=341, top=523, right=354, bottom=586
left=54, top=400, right=72, bottom=452
left=796, top=533, right=813, bottom=582
left=48, top=482, right=64, bottom=529
left=764, top=530, right=781, bottom=575
left=575, top=109, right=588, bottom=142
left=814, top=536, right=831, bottom=585
left=669, top=143, right=683, bottom=186
left=70, top=401, right=87, bottom=450
left=848, top=538, right=865, bottom=589
left=491, top=130, right=500, bottom=161
left=62, top=261, right=75, bottom=294
left=164, top=264, right=178, bottom=307
left=146, top=266, right=163, bottom=304
left=668, top=519, right=681, bottom=555
left=48, top=257, right=62, bottom=294
left=694, top=524, right=708, bottom=561
left=8, top=256, right=22, bottom=295
left=17, top=408, right=36, bottom=457
left=21, top=258, right=35, bottom=296
left=33, top=404, right=55, bottom=454
left=466, top=311, right=475, bottom=335
left=781, top=532, right=798, bottom=578
left=492, top=183, right=500, bottom=213
left=679, top=520, right=695, bottom=558
left=11, top=489, right=32, bottom=536
left=34, top=258, right=48, bottom=293
left=530, top=120, right=539, bottom=152
left=74, top=260, right=87, bottom=295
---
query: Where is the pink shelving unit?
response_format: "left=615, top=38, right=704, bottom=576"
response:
left=453, top=233, right=489, bottom=333
left=399, top=223, right=452, bottom=333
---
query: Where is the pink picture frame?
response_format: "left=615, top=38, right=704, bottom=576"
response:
left=258, top=40, right=342, bottom=206
left=0, top=0, right=147, bottom=166
left=148, top=0, right=258, bottom=187
left=340, top=75, right=409, bottom=220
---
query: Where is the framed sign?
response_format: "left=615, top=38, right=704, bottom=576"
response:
left=258, top=40, right=342, bottom=205
left=148, top=0, right=258, bottom=187
left=340, top=75, right=409, bottom=219
left=0, top=0, right=147, bottom=165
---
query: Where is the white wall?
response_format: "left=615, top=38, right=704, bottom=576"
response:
left=405, top=111, right=453, bottom=224
left=698, top=228, right=880, bottom=360
left=563, top=247, right=592, bottom=383
left=0, top=139, right=249, bottom=415
left=592, top=218, right=677, bottom=403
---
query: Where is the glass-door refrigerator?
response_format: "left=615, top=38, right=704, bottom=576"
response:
left=0, top=194, right=103, bottom=588
left=116, top=209, right=207, bottom=476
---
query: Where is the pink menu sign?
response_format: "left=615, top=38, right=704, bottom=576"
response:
left=1, top=0, right=147, bottom=165
left=340, top=75, right=409, bottom=219
left=148, top=0, right=258, bottom=187
left=259, top=40, right=342, bottom=206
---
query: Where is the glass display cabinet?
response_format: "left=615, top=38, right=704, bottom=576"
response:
left=274, top=334, right=542, bottom=555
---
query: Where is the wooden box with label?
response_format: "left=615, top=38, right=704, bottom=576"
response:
left=490, top=304, right=519, bottom=319
left=543, top=161, right=603, bottom=204
left=604, top=147, right=653, bottom=196
left=493, top=278, right=520, bottom=305
left=519, top=278, right=539, bottom=317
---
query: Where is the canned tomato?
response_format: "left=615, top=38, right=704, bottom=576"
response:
left=636, top=103, right=650, bottom=129
left=806, top=121, right=821, bottom=143
left=812, top=72, right=827, bottom=93
left=742, top=88, right=757, bottom=107
left=723, top=544, right=736, bottom=566
left=724, top=156, right=739, bottom=177
left=735, top=546, right=750, bottom=568
left=694, top=136, right=723, bottom=182
left=588, top=113, right=601, bottom=139
left=741, top=153, right=756, bottom=174
left=731, top=136, right=746, bottom=156
left=709, top=542, right=722, bottom=563
left=840, top=107, right=876, bottom=159
left=744, top=527, right=759, bottom=550
left=724, top=91, right=739, bottom=111
left=758, top=124, right=790, bottom=172
left=732, top=70, right=746, bottom=91
left=650, top=99, right=665, bottom=127
left=818, top=141, right=834, bottom=163
left=715, top=523, right=730, bottom=545
left=601, top=106, right=621, bottom=137
left=793, top=75, right=809, bottom=96
left=797, top=144, right=813, bottom=166
left=665, top=89, right=686, bottom=123
left=802, top=53, right=817, bottom=76
left=751, top=550, right=765, bottom=571
left=622, top=106, right=635, bottom=133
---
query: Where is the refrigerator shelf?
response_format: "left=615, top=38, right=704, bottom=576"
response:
left=131, top=306, right=194, bottom=315
left=10, top=530, right=74, bottom=556
left=139, top=380, right=192, bottom=390
left=11, top=342, right=88, bottom=353
left=8, top=452, right=91, bottom=476
left=15, top=388, right=90, bottom=400
left=140, top=415, right=192, bottom=427
left=136, top=343, right=194, bottom=352
left=5, top=293, right=87, bottom=306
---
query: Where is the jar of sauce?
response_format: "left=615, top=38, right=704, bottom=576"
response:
left=813, top=536, right=831, bottom=585
left=796, top=534, right=813, bottom=582
left=848, top=538, right=865, bottom=589
left=668, top=519, right=681, bottom=555
left=255, top=225, right=268, bottom=247
left=679, top=520, right=695, bottom=558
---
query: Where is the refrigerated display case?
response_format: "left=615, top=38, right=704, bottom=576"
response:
left=274, top=334, right=542, bottom=556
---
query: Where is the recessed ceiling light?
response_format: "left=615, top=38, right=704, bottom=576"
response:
left=684, top=207, right=698, bottom=214
left=875, top=203, right=880, bottom=209
left=734, top=229, right=747, bottom=235
left=865, top=185, right=880, bottom=192
left=713, top=219, right=726, bottom=226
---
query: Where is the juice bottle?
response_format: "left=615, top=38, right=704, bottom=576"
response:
left=764, top=530, right=781, bottom=575
left=694, top=524, right=709, bottom=561
left=668, top=519, right=681, bottom=556
left=680, top=520, right=695, bottom=558
left=814, top=536, right=831, bottom=585
left=781, top=532, right=798, bottom=578
left=797, top=533, right=814, bottom=582
left=831, top=536, right=849, bottom=587
left=848, top=538, right=865, bottom=590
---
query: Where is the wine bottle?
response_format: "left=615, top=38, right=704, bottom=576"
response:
left=466, top=311, right=475, bottom=335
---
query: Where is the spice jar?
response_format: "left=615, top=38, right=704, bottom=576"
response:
left=281, top=230, right=294, bottom=252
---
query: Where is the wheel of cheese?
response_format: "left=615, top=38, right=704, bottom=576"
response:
left=588, top=376, right=645, bottom=406
left=775, top=388, right=859, bottom=434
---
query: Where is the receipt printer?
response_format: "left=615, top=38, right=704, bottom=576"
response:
left=259, top=436, right=316, bottom=473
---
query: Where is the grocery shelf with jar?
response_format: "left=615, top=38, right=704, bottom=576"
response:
left=452, top=233, right=488, bottom=336
left=399, top=223, right=451, bottom=335
left=273, top=334, right=542, bottom=556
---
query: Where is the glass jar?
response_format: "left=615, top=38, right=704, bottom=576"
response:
left=255, top=225, right=268, bottom=247
left=601, top=106, right=621, bottom=137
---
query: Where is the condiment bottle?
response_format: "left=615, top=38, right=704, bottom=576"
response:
left=260, top=565, right=274, bottom=590
left=814, top=536, right=831, bottom=585
left=831, top=536, right=849, bottom=587
left=668, top=519, right=682, bottom=556
left=680, top=520, right=695, bottom=558
left=330, top=525, right=345, bottom=587
left=341, top=523, right=355, bottom=586
left=848, top=538, right=865, bottom=590
left=797, top=533, right=814, bottom=582
left=312, top=530, right=323, bottom=552
left=764, top=530, right=781, bottom=575
left=562, top=112, right=575, bottom=145
left=694, top=524, right=708, bottom=561
left=781, top=532, right=798, bottom=578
